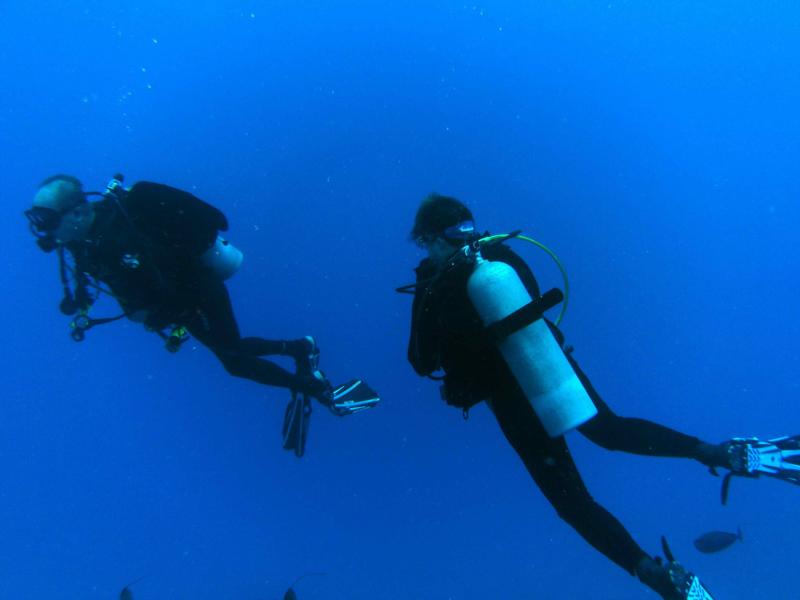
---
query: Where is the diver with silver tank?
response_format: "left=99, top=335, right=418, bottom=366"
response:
left=25, top=174, right=379, bottom=457
left=400, top=192, right=799, bottom=600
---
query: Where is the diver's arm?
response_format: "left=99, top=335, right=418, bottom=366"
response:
left=407, top=260, right=442, bottom=376
left=61, top=247, right=95, bottom=313
left=72, top=270, right=94, bottom=309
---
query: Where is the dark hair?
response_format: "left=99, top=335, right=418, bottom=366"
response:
left=411, top=192, right=474, bottom=239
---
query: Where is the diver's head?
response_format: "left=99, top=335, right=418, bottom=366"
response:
left=26, top=175, right=95, bottom=249
left=411, top=193, right=476, bottom=264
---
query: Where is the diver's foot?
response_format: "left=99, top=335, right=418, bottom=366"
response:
left=713, top=435, right=800, bottom=479
left=636, top=556, right=714, bottom=600
left=701, top=435, right=800, bottom=504
left=295, top=368, right=333, bottom=406
left=289, top=336, right=332, bottom=403
left=288, top=336, right=320, bottom=376
left=725, top=439, right=761, bottom=475
left=696, top=442, right=731, bottom=470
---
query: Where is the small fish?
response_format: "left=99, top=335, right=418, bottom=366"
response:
left=120, top=575, right=147, bottom=600
left=693, top=527, right=743, bottom=554
left=283, top=588, right=298, bottom=600
left=284, top=572, right=325, bottom=600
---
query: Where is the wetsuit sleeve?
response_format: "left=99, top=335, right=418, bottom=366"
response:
left=72, top=271, right=94, bottom=309
left=65, top=247, right=95, bottom=310
left=407, top=259, right=442, bottom=376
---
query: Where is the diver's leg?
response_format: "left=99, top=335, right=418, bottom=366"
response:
left=489, top=384, right=647, bottom=575
left=183, top=281, right=324, bottom=396
left=491, top=383, right=716, bottom=598
left=239, top=337, right=291, bottom=356
left=570, top=354, right=725, bottom=466
left=239, top=336, right=315, bottom=360
left=239, top=336, right=323, bottom=385
left=571, top=354, right=800, bottom=507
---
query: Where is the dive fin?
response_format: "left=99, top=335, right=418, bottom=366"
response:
left=329, top=379, right=381, bottom=415
left=659, top=537, right=716, bottom=600
left=661, top=536, right=676, bottom=563
left=282, top=392, right=312, bottom=458
left=720, top=434, right=800, bottom=504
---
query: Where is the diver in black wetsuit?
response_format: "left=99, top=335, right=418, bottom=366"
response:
left=25, top=174, right=331, bottom=402
left=404, top=193, right=799, bottom=599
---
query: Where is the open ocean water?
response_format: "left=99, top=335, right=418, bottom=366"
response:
left=2, top=2, right=799, bottom=598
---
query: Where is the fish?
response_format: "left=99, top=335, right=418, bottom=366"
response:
left=693, top=527, right=743, bottom=554
left=283, top=588, right=298, bottom=600
left=119, top=575, right=147, bottom=600
left=284, top=572, right=326, bottom=600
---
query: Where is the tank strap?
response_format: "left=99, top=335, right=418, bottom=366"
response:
left=485, top=288, right=563, bottom=343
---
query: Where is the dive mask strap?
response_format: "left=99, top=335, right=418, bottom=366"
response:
left=442, top=220, right=476, bottom=242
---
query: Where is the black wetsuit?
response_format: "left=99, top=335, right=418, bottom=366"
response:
left=407, top=242, right=711, bottom=575
left=66, top=182, right=307, bottom=393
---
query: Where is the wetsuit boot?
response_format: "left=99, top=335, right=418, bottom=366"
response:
left=636, top=555, right=715, bottom=600
left=287, top=336, right=332, bottom=403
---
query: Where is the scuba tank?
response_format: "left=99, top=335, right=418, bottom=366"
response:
left=105, top=174, right=244, bottom=281
left=465, top=239, right=597, bottom=437
left=199, top=235, right=243, bottom=280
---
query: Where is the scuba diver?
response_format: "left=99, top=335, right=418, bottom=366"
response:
left=400, top=193, right=799, bottom=599
left=26, top=174, right=379, bottom=456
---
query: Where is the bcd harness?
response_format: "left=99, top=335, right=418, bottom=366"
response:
left=397, top=231, right=570, bottom=417
left=57, top=174, right=192, bottom=353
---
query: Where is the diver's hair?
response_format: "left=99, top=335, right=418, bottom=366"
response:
left=37, top=174, right=86, bottom=209
left=411, top=192, right=474, bottom=239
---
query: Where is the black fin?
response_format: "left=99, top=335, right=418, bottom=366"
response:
left=282, top=393, right=311, bottom=458
left=661, top=536, right=676, bottom=563
left=330, top=379, right=380, bottom=414
left=721, top=472, right=733, bottom=505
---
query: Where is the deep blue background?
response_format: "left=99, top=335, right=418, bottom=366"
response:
left=2, top=2, right=798, bottom=598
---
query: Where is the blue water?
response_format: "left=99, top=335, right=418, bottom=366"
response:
left=2, top=2, right=799, bottom=598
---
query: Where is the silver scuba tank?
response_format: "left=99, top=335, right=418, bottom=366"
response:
left=467, top=256, right=596, bottom=437
left=199, top=235, right=244, bottom=281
